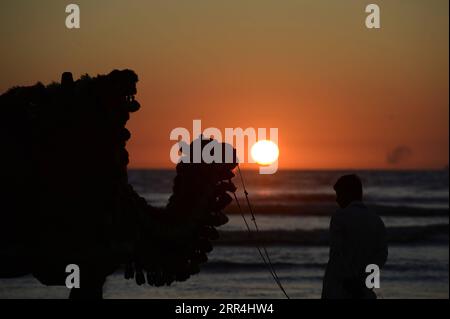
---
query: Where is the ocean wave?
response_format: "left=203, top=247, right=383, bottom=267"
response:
left=201, top=261, right=448, bottom=273
left=202, top=260, right=310, bottom=271
left=215, top=224, right=449, bottom=246
left=224, top=203, right=449, bottom=216
left=130, top=169, right=449, bottom=211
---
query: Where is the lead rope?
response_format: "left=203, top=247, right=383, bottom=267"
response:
left=230, top=191, right=282, bottom=294
left=231, top=165, right=290, bottom=299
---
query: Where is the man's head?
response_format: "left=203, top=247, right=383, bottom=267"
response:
left=333, top=174, right=363, bottom=208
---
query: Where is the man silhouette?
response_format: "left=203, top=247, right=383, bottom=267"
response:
left=322, top=174, right=388, bottom=299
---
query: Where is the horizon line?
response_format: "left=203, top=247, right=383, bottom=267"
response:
left=128, top=166, right=449, bottom=172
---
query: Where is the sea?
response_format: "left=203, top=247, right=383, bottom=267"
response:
left=0, top=169, right=448, bottom=299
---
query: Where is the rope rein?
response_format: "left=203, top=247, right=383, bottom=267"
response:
left=230, top=165, right=290, bottom=299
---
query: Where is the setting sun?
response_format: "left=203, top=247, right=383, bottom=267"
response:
left=251, top=140, right=279, bottom=165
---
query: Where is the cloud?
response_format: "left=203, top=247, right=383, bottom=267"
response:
left=387, top=146, right=413, bottom=165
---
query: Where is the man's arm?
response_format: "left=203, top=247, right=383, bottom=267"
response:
left=374, top=217, right=388, bottom=268
left=329, top=213, right=353, bottom=279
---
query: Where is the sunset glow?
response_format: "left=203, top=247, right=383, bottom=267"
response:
left=0, top=0, right=448, bottom=169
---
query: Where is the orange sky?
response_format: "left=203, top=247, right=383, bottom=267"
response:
left=0, top=0, right=448, bottom=169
